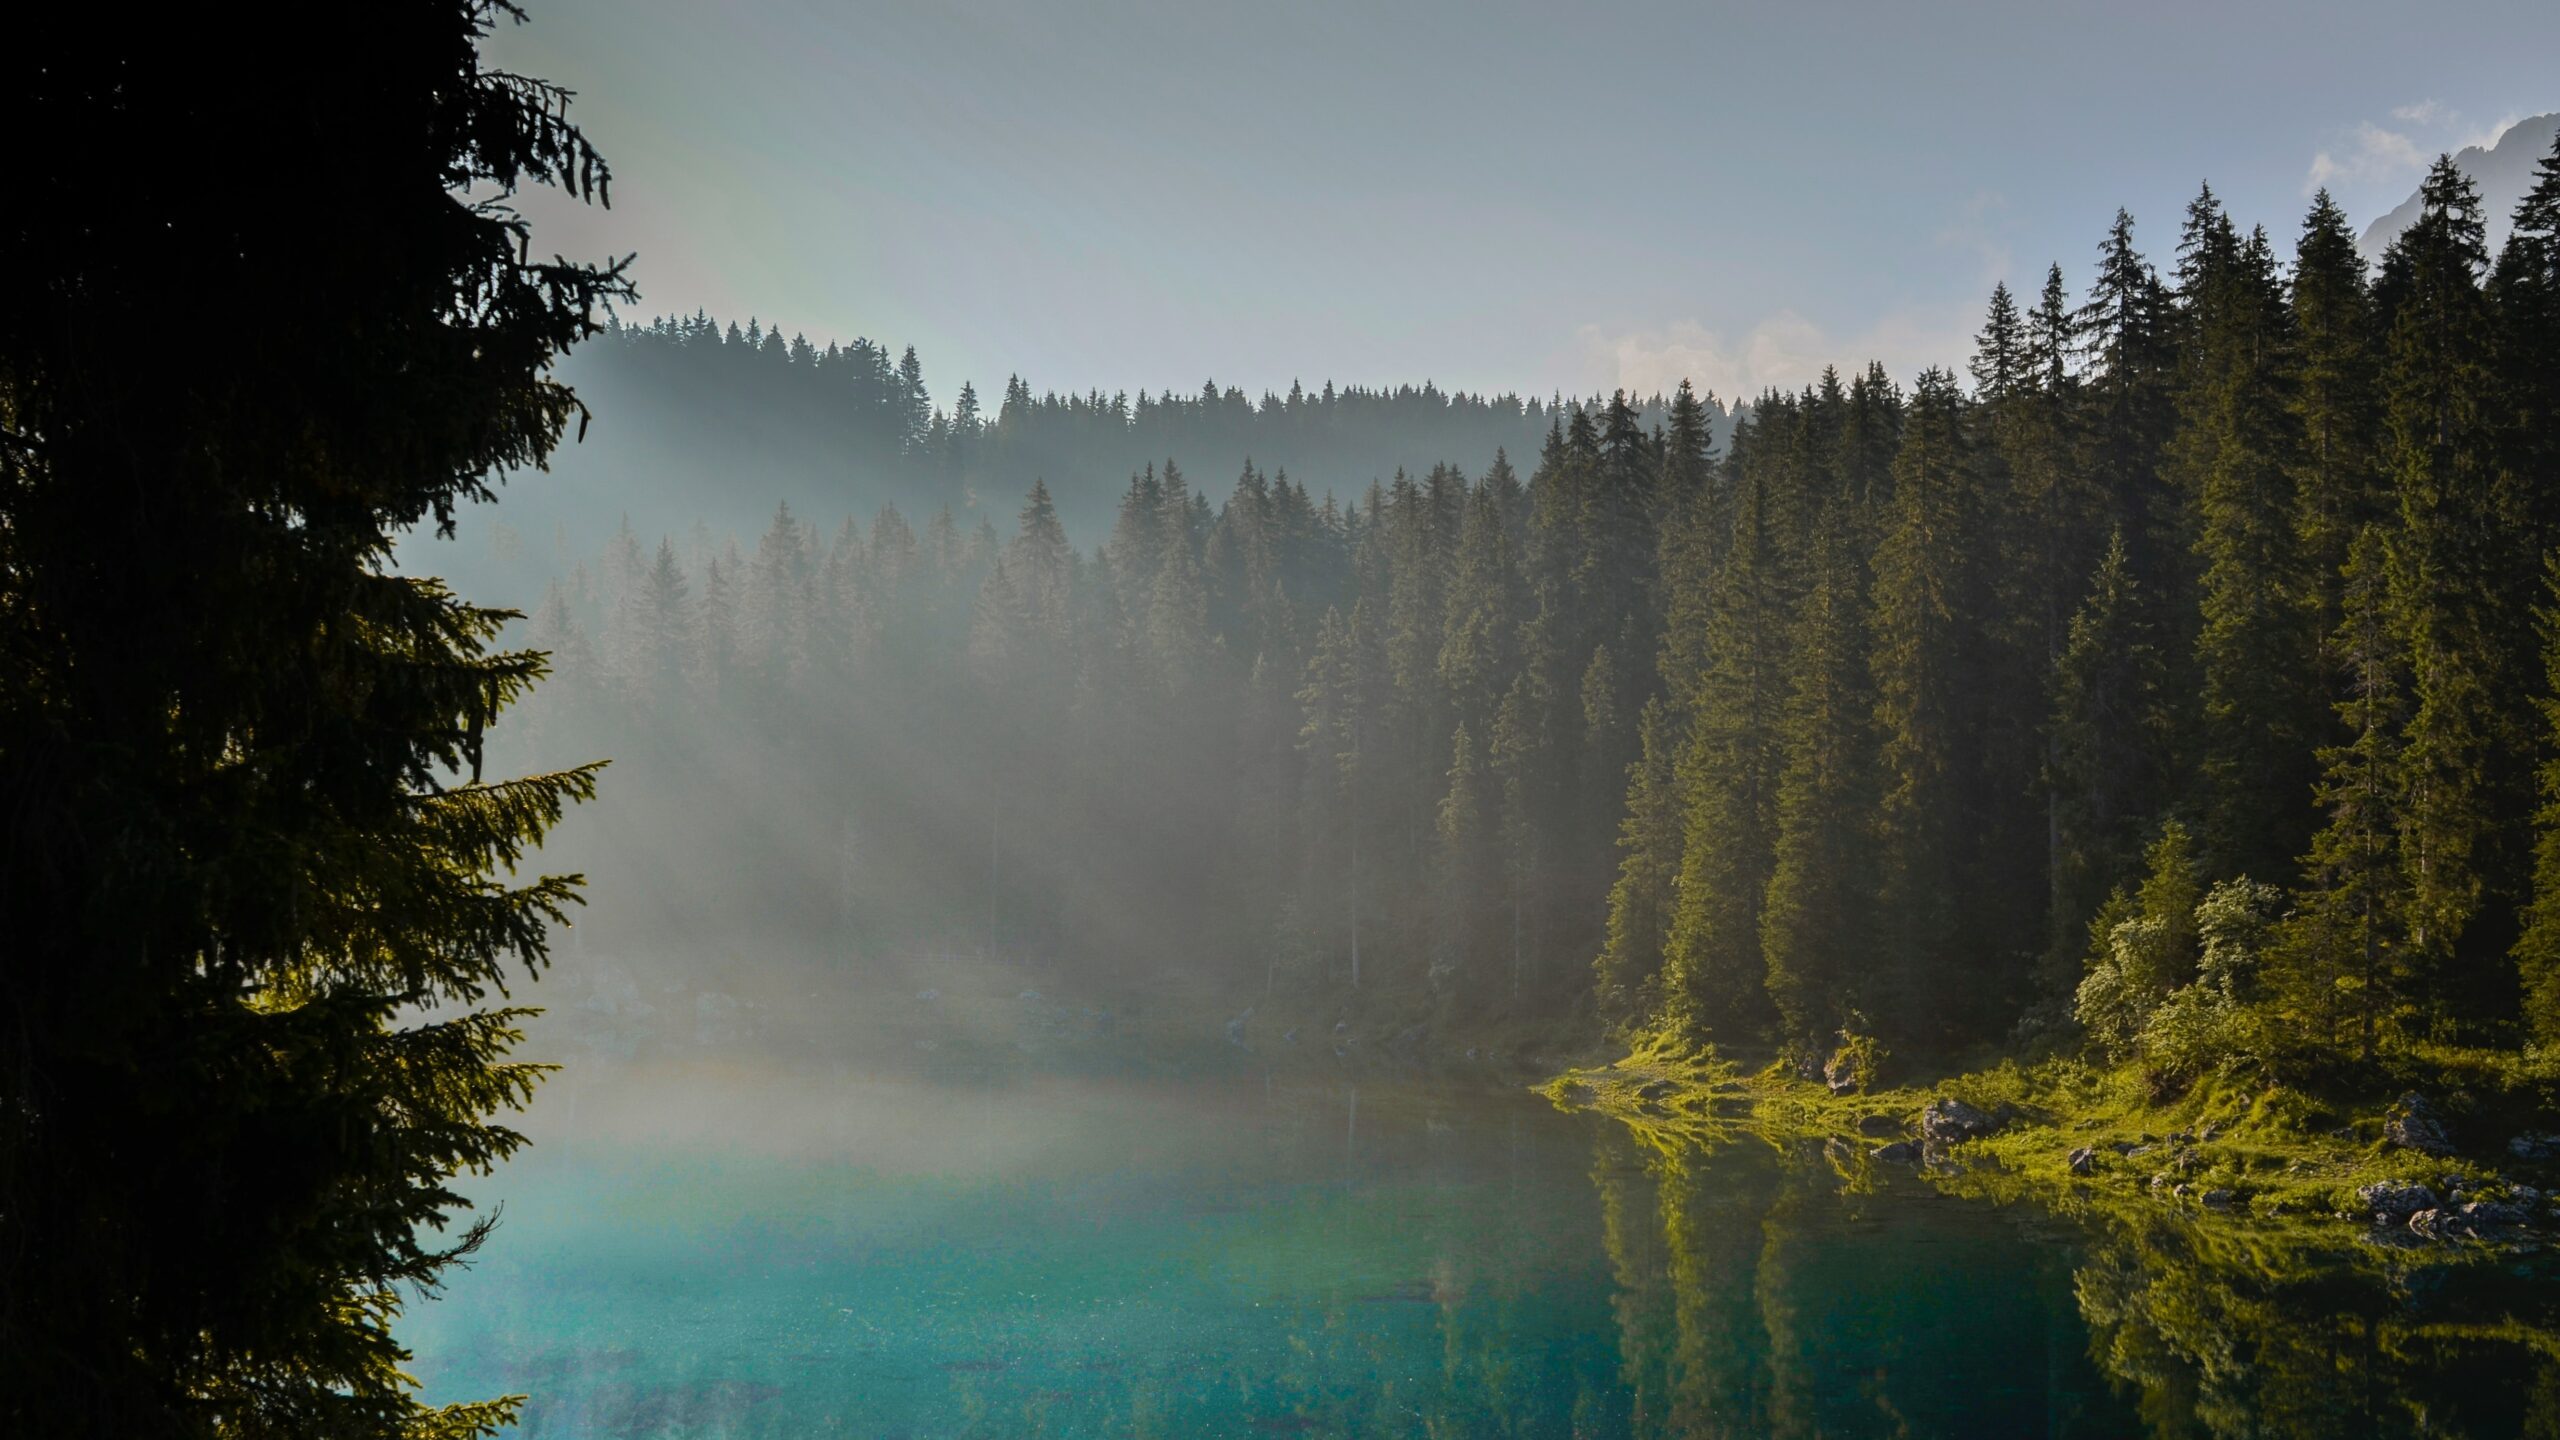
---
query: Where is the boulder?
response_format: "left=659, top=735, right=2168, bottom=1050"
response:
left=2385, top=1093, right=2456, bottom=1157
left=2201, top=1188, right=2237, bottom=1209
left=2408, top=1207, right=2473, bottom=1239
left=2509, top=1132, right=2560, bottom=1163
left=2066, top=1146, right=2099, bottom=1177
left=1856, top=1113, right=1905, bottom=1138
left=1920, top=1096, right=2000, bottom=1145
left=1872, top=1140, right=1923, bottom=1164
left=2461, top=1199, right=2529, bottom=1228
left=1822, top=1045, right=1872, bottom=1096
left=2357, top=1180, right=2438, bottom=1219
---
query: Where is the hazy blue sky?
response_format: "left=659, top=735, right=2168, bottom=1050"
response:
left=490, top=0, right=2560, bottom=408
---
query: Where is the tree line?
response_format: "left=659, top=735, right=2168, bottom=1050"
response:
left=519, top=143, right=2560, bottom=1084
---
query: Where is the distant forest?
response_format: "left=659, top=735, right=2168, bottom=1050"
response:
left=448, top=316, right=1725, bottom=603
left=511, top=147, right=2560, bottom=1077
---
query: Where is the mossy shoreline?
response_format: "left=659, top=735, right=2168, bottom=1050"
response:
left=1543, top=1037, right=2560, bottom=1247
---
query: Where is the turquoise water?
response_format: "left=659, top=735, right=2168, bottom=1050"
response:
left=408, top=1064, right=2560, bottom=1437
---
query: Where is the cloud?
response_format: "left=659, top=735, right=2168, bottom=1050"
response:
left=1579, top=304, right=1981, bottom=404
left=2305, top=121, right=2424, bottom=194
left=2309, top=102, right=2527, bottom=195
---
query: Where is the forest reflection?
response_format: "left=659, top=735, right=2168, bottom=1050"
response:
left=1586, top=1119, right=2560, bottom=1439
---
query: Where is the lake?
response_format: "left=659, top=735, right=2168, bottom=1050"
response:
left=407, top=1060, right=2560, bottom=1437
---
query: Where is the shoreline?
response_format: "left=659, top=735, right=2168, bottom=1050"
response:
left=1542, top=1039, right=2559, bottom=1250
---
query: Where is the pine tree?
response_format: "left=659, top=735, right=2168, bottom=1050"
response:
left=2514, top=556, right=2560, bottom=1043
left=2288, top=189, right=2384, bottom=627
left=1598, top=698, right=1682, bottom=1024
left=0, top=6, right=624, bottom=1426
left=2180, top=223, right=2318, bottom=881
left=2377, top=156, right=2519, bottom=1030
left=1868, top=369, right=1988, bottom=1045
left=1660, top=461, right=1785, bottom=1039
left=2048, top=530, right=2170, bottom=961
left=1760, top=503, right=1877, bottom=1051
left=2283, top=526, right=2409, bottom=1055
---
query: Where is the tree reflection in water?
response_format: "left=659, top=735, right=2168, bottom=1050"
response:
left=1589, top=1116, right=2560, bottom=1438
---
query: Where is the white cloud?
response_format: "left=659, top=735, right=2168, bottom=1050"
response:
left=2310, top=102, right=2528, bottom=196
left=2305, top=121, right=2424, bottom=195
left=1579, top=304, right=1981, bottom=404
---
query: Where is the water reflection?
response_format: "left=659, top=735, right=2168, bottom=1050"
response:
left=406, top=1065, right=2560, bottom=1437
left=1603, top=1115, right=2560, bottom=1439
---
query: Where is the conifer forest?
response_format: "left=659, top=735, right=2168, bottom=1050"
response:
left=15, top=3, right=2560, bottom=1435
left=519, top=154, right=2560, bottom=1083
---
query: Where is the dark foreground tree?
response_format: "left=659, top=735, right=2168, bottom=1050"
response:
left=1, top=4, right=626, bottom=1432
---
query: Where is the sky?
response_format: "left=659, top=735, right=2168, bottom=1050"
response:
left=487, top=0, right=2560, bottom=410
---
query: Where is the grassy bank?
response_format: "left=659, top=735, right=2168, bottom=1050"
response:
left=1544, top=1035, right=2560, bottom=1241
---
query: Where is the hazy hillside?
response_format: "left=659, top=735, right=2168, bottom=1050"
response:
left=408, top=316, right=1729, bottom=608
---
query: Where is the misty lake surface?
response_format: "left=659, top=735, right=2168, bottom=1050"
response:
left=408, top=1061, right=2560, bottom=1438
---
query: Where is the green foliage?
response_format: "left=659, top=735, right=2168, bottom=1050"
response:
left=2075, top=822, right=2201, bottom=1060
left=1, top=3, right=627, bottom=1430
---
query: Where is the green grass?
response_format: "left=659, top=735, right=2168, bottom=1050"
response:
left=1545, top=1035, right=2560, bottom=1241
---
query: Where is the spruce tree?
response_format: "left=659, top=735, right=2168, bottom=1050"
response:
left=2048, top=531, right=2170, bottom=962
left=2180, top=223, right=2318, bottom=881
left=2288, top=190, right=2384, bottom=628
left=1, top=5, right=626, bottom=1428
left=1760, top=504, right=1878, bottom=1052
left=2515, top=556, right=2560, bottom=1043
left=2284, top=526, right=2409, bottom=1056
left=1660, top=463, right=1785, bottom=1039
left=1868, top=369, right=1987, bottom=1045
left=2377, top=156, right=2519, bottom=1030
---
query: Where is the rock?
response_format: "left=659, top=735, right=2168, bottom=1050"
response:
left=2201, top=1188, right=2237, bottom=1209
left=1016, top=989, right=1042, bottom=1003
left=2356, top=1180, right=2439, bottom=1219
left=2328, top=1124, right=2358, bottom=1142
left=915, top=987, right=940, bottom=1002
left=2461, top=1200, right=2529, bottom=1228
left=1822, top=1045, right=1872, bottom=1096
left=1856, top=1113, right=1904, bottom=1138
left=2066, top=1146, right=2098, bottom=1177
left=2510, top=1132, right=2560, bottom=1163
left=1636, top=1079, right=1676, bottom=1101
left=2172, top=1182, right=2193, bottom=1200
left=2516, top=1185, right=2545, bottom=1206
left=1283, top=1028, right=1298, bottom=1045
left=1920, top=1096, right=2000, bottom=1145
left=2201, top=1121, right=2226, bottom=1141
left=2408, top=1207, right=2473, bottom=1239
left=2125, top=1144, right=2155, bottom=1158
left=2169, top=1130, right=2196, bottom=1145
left=2110, top=1139, right=2141, bottom=1156
left=2385, top=1093, right=2456, bottom=1157
left=1872, top=1140, right=1923, bottom=1164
